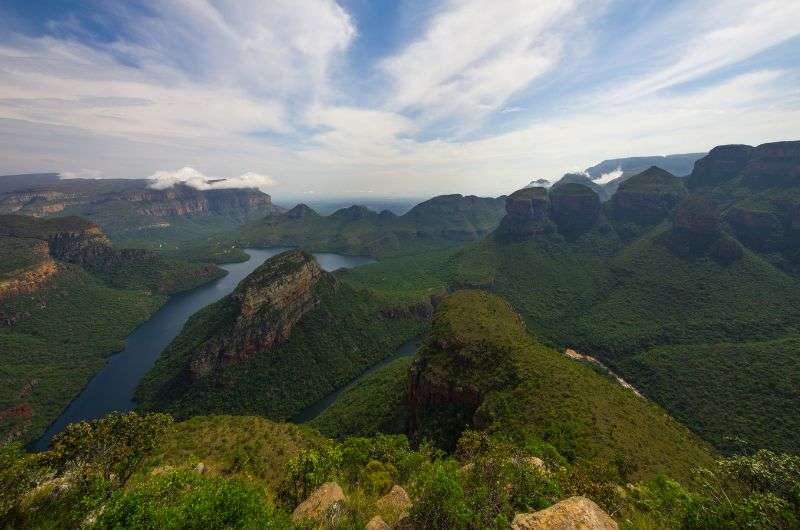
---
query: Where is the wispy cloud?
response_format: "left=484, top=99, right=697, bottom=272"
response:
left=0, top=0, right=798, bottom=198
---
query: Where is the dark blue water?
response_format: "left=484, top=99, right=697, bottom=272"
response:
left=293, top=335, right=422, bottom=423
left=33, top=248, right=375, bottom=451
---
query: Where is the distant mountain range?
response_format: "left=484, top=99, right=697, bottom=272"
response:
left=529, top=152, right=706, bottom=201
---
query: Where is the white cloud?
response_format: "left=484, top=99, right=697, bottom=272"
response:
left=381, top=0, right=603, bottom=128
left=593, top=168, right=623, bottom=185
left=148, top=167, right=277, bottom=191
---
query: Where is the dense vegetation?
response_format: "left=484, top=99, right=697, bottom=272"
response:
left=309, top=357, right=413, bottom=439
left=0, top=215, right=224, bottom=444
left=2, top=411, right=797, bottom=529
left=233, top=195, right=505, bottom=258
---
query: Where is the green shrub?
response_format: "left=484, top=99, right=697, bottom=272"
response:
left=408, top=460, right=472, bottom=530
left=90, top=469, right=291, bottom=530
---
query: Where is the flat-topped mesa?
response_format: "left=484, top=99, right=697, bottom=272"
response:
left=189, top=250, right=330, bottom=379
left=120, top=185, right=279, bottom=218
left=553, top=172, right=609, bottom=201
left=495, top=187, right=553, bottom=240
left=740, top=140, right=800, bottom=188
left=609, top=166, right=688, bottom=226
left=687, top=144, right=754, bottom=189
left=549, top=183, right=602, bottom=236
left=284, top=203, right=320, bottom=219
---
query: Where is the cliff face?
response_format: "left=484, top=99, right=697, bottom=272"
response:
left=495, top=183, right=602, bottom=241
left=0, top=178, right=280, bottom=221
left=687, top=145, right=754, bottom=189
left=495, top=187, right=554, bottom=240
left=189, top=250, right=330, bottom=379
left=549, top=183, right=602, bottom=236
left=610, top=167, right=688, bottom=226
left=117, top=186, right=279, bottom=218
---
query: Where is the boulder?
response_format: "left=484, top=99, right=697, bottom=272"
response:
left=511, top=496, right=618, bottom=530
left=291, top=482, right=346, bottom=523
left=376, top=485, right=412, bottom=518
left=194, top=462, right=207, bottom=474
left=366, top=515, right=391, bottom=530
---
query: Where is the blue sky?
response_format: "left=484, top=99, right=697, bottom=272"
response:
left=0, top=0, right=798, bottom=199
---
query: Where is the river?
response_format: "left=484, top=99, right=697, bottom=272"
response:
left=33, top=248, right=375, bottom=450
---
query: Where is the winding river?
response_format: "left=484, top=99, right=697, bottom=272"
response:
left=33, top=248, right=375, bottom=451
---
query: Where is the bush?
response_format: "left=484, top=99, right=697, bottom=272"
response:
left=408, top=460, right=472, bottom=530
left=90, top=469, right=291, bottom=529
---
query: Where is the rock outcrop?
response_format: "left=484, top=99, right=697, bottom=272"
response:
left=366, top=515, right=391, bottom=530
left=609, top=167, right=687, bottom=226
left=667, top=198, right=743, bottom=262
left=549, top=183, right=602, bottom=236
left=292, top=482, right=346, bottom=524
left=725, top=207, right=784, bottom=252
left=189, top=250, right=330, bottom=379
left=687, top=144, right=754, bottom=189
left=375, top=485, right=412, bottom=519
left=404, top=194, right=507, bottom=240
left=495, top=187, right=553, bottom=240
left=511, top=496, right=618, bottom=530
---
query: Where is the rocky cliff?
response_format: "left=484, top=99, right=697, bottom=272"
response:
left=0, top=177, right=280, bottom=224
left=549, top=183, right=602, bottom=236
left=188, top=250, right=330, bottom=379
left=495, top=187, right=554, bottom=240
left=609, top=166, right=688, bottom=227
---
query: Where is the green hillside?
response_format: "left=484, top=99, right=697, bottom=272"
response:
left=136, top=253, right=424, bottom=421
left=309, top=357, right=413, bottom=439
left=0, top=215, right=224, bottom=444
left=234, top=194, right=505, bottom=258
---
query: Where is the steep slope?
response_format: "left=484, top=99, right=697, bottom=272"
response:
left=137, top=250, right=424, bottom=420
left=0, top=215, right=223, bottom=444
left=235, top=194, right=506, bottom=257
left=407, top=290, right=713, bottom=480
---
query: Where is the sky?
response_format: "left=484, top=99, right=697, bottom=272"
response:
left=0, top=0, right=799, bottom=199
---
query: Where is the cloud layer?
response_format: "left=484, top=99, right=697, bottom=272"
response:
left=0, top=0, right=798, bottom=198
left=148, top=167, right=277, bottom=191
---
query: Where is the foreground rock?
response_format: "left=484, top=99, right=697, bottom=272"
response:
left=376, top=485, right=412, bottom=518
left=511, top=496, right=618, bottom=530
left=366, top=515, right=391, bottom=530
left=292, top=482, right=346, bottom=524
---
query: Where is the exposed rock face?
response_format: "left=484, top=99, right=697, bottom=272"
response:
left=496, top=187, right=553, bottom=240
left=119, top=186, right=278, bottom=218
left=292, top=482, right=346, bottom=523
left=687, top=144, right=754, bottom=189
left=47, top=224, right=113, bottom=265
left=189, top=250, right=329, bottom=379
left=726, top=207, right=784, bottom=252
left=0, top=179, right=280, bottom=221
left=741, top=141, right=800, bottom=188
left=366, top=515, right=391, bottom=530
left=550, top=183, right=602, bottom=236
left=553, top=173, right=609, bottom=202
left=285, top=203, right=320, bottom=219
left=673, top=197, right=721, bottom=240
left=610, top=167, right=687, bottom=226
left=375, top=485, right=412, bottom=519
left=511, top=496, right=618, bottom=530
left=667, top=197, right=742, bottom=262
left=0, top=259, right=59, bottom=301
